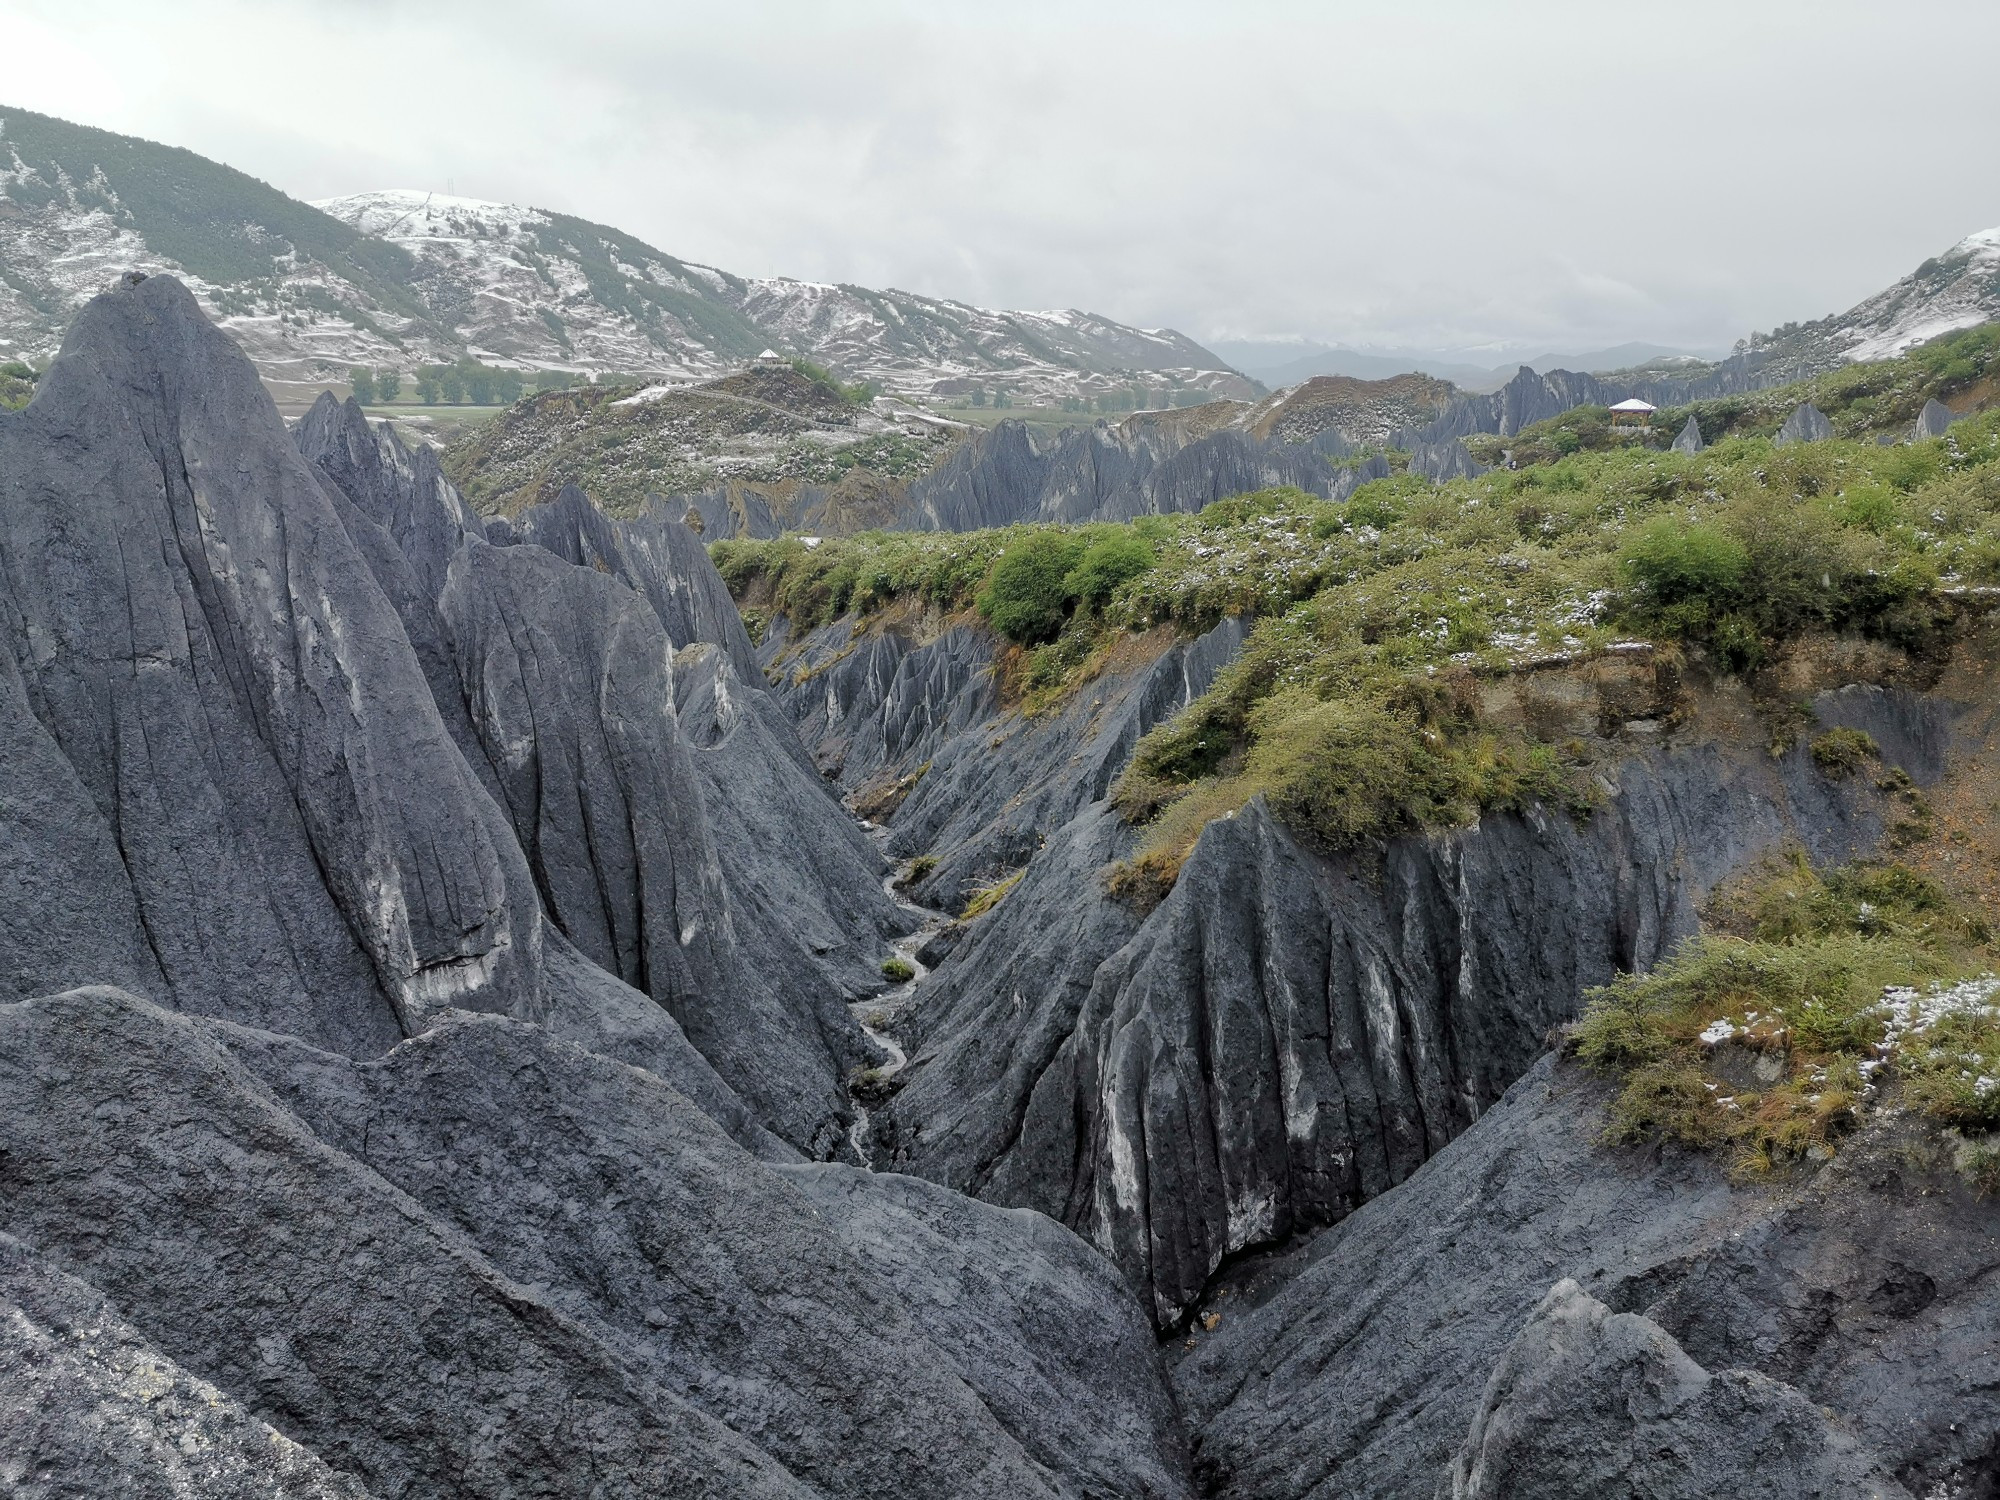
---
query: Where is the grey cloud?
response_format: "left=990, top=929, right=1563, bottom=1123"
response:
left=6, top=0, right=1999, bottom=356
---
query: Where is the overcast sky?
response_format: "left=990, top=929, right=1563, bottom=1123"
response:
left=7, top=0, right=1999, bottom=358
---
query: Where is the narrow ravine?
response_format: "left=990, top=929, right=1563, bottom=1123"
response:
left=845, top=819, right=951, bottom=1165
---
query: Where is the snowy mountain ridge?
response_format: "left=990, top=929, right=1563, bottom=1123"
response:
left=0, top=103, right=1250, bottom=403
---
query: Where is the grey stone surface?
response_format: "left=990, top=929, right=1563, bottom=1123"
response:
left=768, top=558, right=1952, bottom=1329
left=1442, top=1279, right=1911, bottom=1500
left=1915, top=397, right=1957, bottom=440
left=0, top=1233, right=373, bottom=1499
left=892, top=417, right=1368, bottom=532
left=0, top=986, right=1195, bottom=1500
left=1174, top=1049, right=2000, bottom=1500
left=771, top=613, right=1244, bottom=908
left=295, top=375, right=903, bottom=1154
left=871, top=693, right=1936, bottom=1326
left=0, top=274, right=542, bottom=1051
left=1406, top=437, right=1485, bottom=482
left=1671, top=413, right=1705, bottom=453
left=1777, top=400, right=1835, bottom=445
left=515, top=482, right=766, bottom=685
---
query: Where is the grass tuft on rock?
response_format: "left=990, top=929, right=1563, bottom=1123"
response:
left=1573, top=856, right=2000, bottom=1176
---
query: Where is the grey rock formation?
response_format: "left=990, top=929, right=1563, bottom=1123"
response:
left=764, top=562, right=1948, bottom=1328
left=1392, top=357, right=1782, bottom=452
left=1443, top=1279, right=1911, bottom=1500
left=1175, top=1044, right=2000, bottom=1500
left=514, top=482, right=765, bottom=684
left=0, top=274, right=543, bottom=1051
left=1, top=986, right=1194, bottom=1500
left=1406, top=437, right=1485, bottom=482
left=295, top=388, right=903, bottom=1153
left=887, top=697, right=1932, bottom=1326
left=891, top=418, right=1369, bottom=533
left=1776, top=400, right=1835, bottom=446
left=1914, top=397, right=1957, bottom=440
left=1671, top=413, right=1705, bottom=453
left=0, top=1234, right=372, bottom=1499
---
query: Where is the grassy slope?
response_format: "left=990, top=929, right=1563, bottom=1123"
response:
left=719, top=336, right=2000, bottom=869
left=0, top=104, right=428, bottom=324
left=442, top=369, right=948, bottom=518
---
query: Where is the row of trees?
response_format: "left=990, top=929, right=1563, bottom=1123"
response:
left=348, top=362, right=587, bottom=407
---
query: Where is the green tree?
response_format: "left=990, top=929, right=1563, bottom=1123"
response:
left=437, top=365, right=466, bottom=404
left=348, top=367, right=377, bottom=404
left=464, top=363, right=495, bottom=405
left=977, top=533, right=1088, bottom=645
left=1063, top=534, right=1154, bottom=608
left=415, top=366, right=443, bottom=404
left=969, top=388, right=987, bottom=408
left=534, top=369, right=574, bottom=392
left=376, top=368, right=401, bottom=403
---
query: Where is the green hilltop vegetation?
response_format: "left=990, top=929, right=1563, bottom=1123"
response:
left=1572, top=850, right=2000, bottom=1183
left=0, top=358, right=36, bottom=411
left=444, top=363, right=944, bottom=516
left=718, top=322, right=2000, bottom=1183
left=718, top=328, right=2000, bottom=869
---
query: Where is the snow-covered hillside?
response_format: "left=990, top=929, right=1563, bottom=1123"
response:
left=0, top=107, right=1248, bottom=402
left=318, top=189, right=1253, bottom=401
left=1831, top=225, right=2000, bottom=361
left=1748, top=223, right=2000, bottom=379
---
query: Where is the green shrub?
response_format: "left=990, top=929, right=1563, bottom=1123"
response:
left=1063, top=534, right=1154, bottom=608
left=1619, top=518, right=1748, bottom=634
left=1810, top=727, right=1879, bottom=776
left=1250, top=695, right=1465, bottom=850
left=977, top=533, right=1088, bottom=644
left=880, top=957, right=916, bottom=983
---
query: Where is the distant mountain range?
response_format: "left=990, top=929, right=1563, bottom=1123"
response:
left=0, top=106, right=1252, bottom=402
left=3, top=103, right=1995, bottom=412
left=1208, top=340, right=1722, bottom=393
left=1211, top=224, right=2000, bottom=392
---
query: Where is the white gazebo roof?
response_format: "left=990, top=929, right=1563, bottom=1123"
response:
left=1608, top=398, right=1657, bottom=414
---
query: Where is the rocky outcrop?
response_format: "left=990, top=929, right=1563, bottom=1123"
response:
left=1672, top=413, right=1705, bottom=453
left=1392, top=358, right=1780, bottom=451
left=0, top=1233, right=372, bottom=1500
left=297, top=385, right=904, bottom=1153
left=1915, top=397, right=1958, bottom=440
left=891, top=417, right=1379, bottom=532
left=1173, top=1046, right=2000, bottom=1500
left=1443, top=1280, right=1911, bottom=1500
left=0, top=274, right=543, bottom=1053
left=769, top=612, right=1244, bottom=907
left=0, top=986, right=1193, bottom=1500
left=829, top=665, right=1942, bottom=1325
left=1407, top=437, right=1485, bottom=482
left=1776, top=401, right=1835, bottom=446
left=513, top=483, right=765, bottom=684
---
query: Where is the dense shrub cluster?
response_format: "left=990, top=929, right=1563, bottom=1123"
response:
left=717, top=385, right=2000, bottom=878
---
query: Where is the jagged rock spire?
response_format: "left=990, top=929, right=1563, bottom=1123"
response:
left=1671, top=414, right=1705, bottom=454
left=1774, top=401, right=1832, bottom=446
left=1914, top=398, right=1956, bottom=440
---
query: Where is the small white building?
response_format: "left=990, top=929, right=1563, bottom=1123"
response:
left=1609, top=397, right=1657, bottom=426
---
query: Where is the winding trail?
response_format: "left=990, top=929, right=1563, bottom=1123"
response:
left=845, top=819, right=951, bottom=1165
